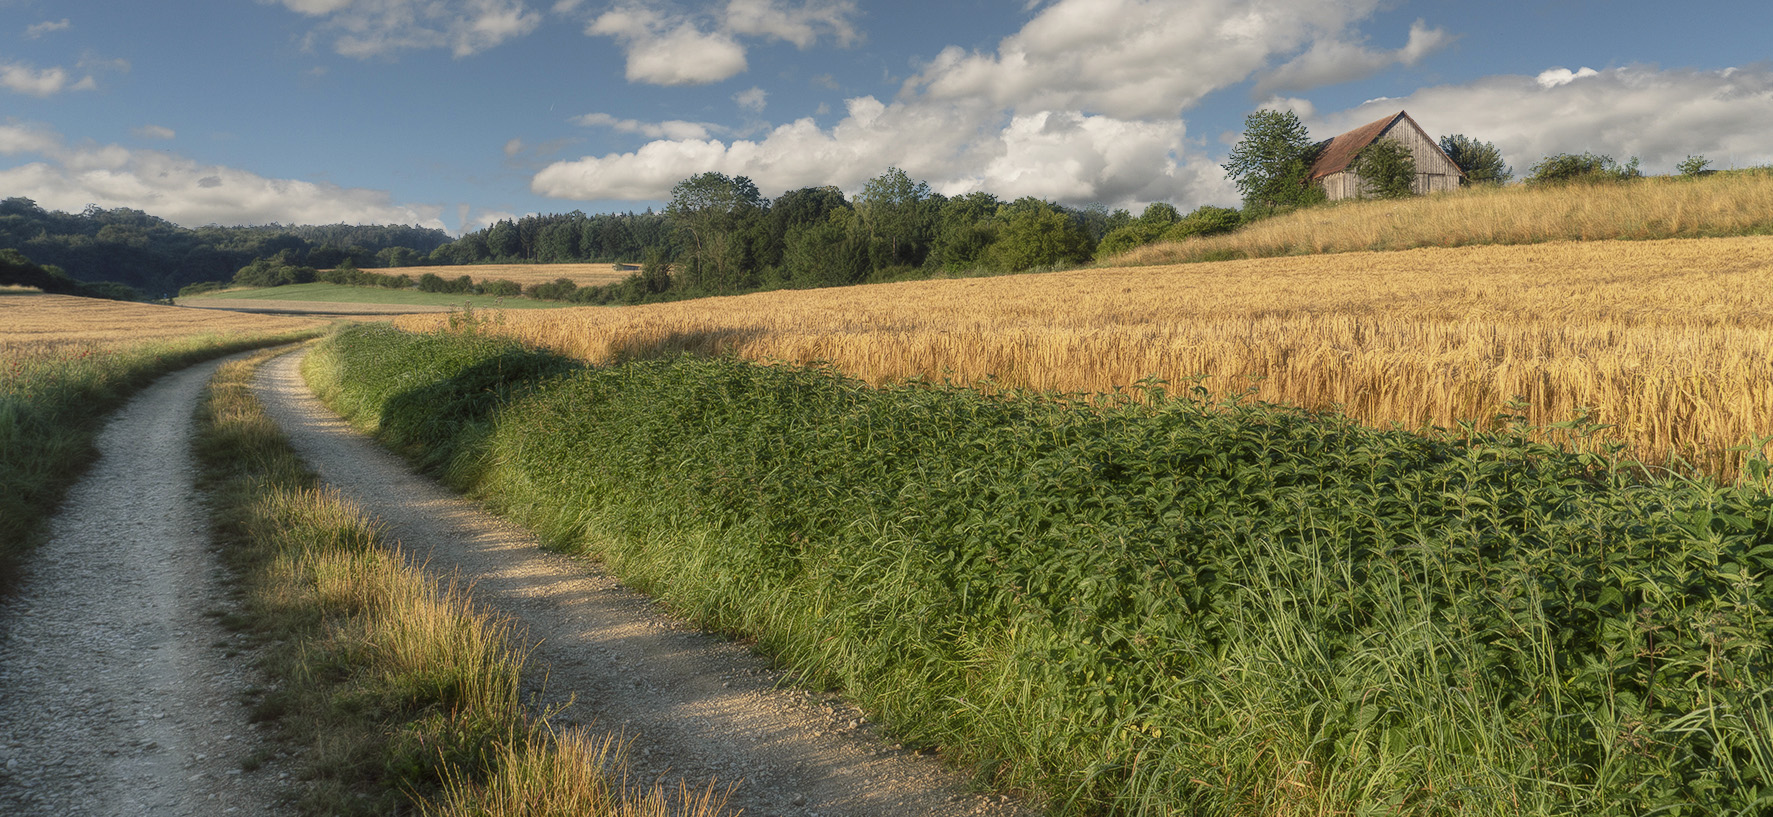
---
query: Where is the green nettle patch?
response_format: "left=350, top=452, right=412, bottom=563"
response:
left=310, top=323, right=1773, bottom=816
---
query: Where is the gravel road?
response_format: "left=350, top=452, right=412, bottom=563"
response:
left=0, top=354, right=289, bottom=817
left=253, top=349, right=1034, bottom=817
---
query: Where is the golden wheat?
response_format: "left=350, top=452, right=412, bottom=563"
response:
left=0, top=294, right=329, bottom=349
left=397, top=235, right=1773, bottom=478
left=1115, top=171, right=1773, bottom=266
left=423, top=263, right=636, bottom=288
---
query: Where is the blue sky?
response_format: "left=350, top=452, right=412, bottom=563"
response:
left=2, top=0, right=1771, bottom=235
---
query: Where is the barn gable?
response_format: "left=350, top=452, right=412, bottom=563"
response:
left=1307, top=111, right=1463, bottom=200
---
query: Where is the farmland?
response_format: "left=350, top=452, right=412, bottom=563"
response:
left=309, top=321, right=1773, bottom=816
left=176, top=281, right=578, bottom=313
left=394, top=235, right=1773, bottom=479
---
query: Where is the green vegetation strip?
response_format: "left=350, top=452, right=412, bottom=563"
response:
left=194, top=348, right=726, bottom=817
left=0, top=330, right=321, bottom=588
left=308, top=323, right=1773, bottom=816
left=181, top=282, right=573, bottom=309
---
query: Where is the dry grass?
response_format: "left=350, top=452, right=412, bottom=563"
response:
left=427, top=263, right=636, bottom=288
left=397, top=235, right=1773, bottom=478
left=1, top=294, right=329, bottom=350
left=1114, top=171, right=1773, bottom=266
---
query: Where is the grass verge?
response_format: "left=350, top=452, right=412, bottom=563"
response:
left=0, top=329, right=322, bottom=589
left=194, top=345, right=729, bottom=817
left=307, top=322, right=1773, bottom=816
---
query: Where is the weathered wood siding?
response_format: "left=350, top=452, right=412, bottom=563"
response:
left=1321, top=119, right=1462, bottom=200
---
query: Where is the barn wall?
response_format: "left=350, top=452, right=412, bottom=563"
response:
left=1319, top=122, right=1462, bottom=200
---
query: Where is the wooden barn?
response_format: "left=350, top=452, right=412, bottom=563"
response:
left=1307, top=111, right=1463, bottom=200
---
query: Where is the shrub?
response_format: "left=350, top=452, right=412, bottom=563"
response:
left=1163, top=205, right=1242, bottom=241
left=1527, top=152, right=1642, bottom=185
left=481, top=279, right=522, bottom=298
left=1677, top=154, right=1713, bottom=177
left=1352, top=139, right=1416, bottom=199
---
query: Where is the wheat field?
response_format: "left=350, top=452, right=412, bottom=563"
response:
left=2, top=294, right=329, bottom=350
left=424, top=263, right=636, bottom=288
left=396, top=235, right=1773, bottom=478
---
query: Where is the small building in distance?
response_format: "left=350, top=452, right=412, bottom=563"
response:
left=1307, top=111, right=1463, bottom=201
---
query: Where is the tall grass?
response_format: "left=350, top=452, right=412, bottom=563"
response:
left=393, top=236, right=1773, bottom=480
left=0, top=330, right=320, bottom=587
left=1113, top=170, right=1773, bottom=265
left=310, top=323, right=1773, bottom=816
left=196, top=348, right=729, bottom=817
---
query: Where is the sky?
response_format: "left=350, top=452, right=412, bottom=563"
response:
left=2, top=0, right=1772, bottom=235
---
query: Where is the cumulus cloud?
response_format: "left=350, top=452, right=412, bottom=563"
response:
left=574, top=112, right=718, bottom=141
left=26, top=19, right=72, bottom=38
left=1255, top=18, right=1451, bottom=96
left=0, top=123, right=446, bottom=229
left=906, top=0, right=1397, bottom=120
left=1311, top=64, right=1773, bottom=175
left=723, top=0, right=858, bottom=48
left=588, top=5, right=748, bottom=84
left=533, top=92, right=1235, bottom=208
left=133, top=124, right=177, bottom=140
left=268, top=0, right=542, bottom=58
left=1535, top=66, right=1599, bottom=89
left=581, top=0, right=859, bottom=86
left=0, top=61, right=96, bottom=97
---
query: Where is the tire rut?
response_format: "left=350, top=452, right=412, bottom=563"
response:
left=253, top=349, right=1033, bottom=817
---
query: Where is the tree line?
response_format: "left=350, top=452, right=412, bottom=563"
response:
left=0, top=197, right=450, bottom=298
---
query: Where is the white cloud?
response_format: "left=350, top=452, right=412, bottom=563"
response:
left=734, top=86, right=767, bottom=112
left=574, top=112, right=718, bottom=141
left=1311, top=64, right=1773, bottom=175
left=906, top=0, right=1395, bottom=120
left=533, top=92, right=1235, bottom=208
left=0, top=61, right=96, bottom=97
left=723, top=0, right=858, bottom=48
left=1535, top=66, right=1599, bottom=89
left=25, top=19, right=72, bottom=38
left=588, top=5, right=748, bottom=84
left=580, top=0, right=859, bottom=87
left=1255, top=18, right=1451, bottom=96
left=269, top=0, right=542, bottom=58
left=0, top=123, right=446, bottom=229
left=133, top=124, right=177, bottom=140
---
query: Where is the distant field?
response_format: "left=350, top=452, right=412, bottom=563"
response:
left=177, top=282, right=575, bottom=312
left=414, top=262, right=635, bottom=288
left=3, top=292, right=328, bottom=348
left=394, top=235, right=1773, bottom=478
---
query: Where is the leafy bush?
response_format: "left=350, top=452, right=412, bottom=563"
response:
left=1352, top=138, right=1416, bottom=199
left=1678, top=154, right=1714, bottom=177
left=481, top=279, right=523, bottom=298
left=1162, top=205, right=1241, bottom=241
left=1527, top=152, right=1642, bottom=185
left=233, top=257, right=316, bottom=288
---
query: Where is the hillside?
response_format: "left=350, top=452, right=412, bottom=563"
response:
left=1110, top=170, right=1773, bottom=265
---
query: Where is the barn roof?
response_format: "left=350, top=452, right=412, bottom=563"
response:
left=1306, top=111, right=1462, bottom=181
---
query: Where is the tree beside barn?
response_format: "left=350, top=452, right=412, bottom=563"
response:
left=1307, top=111, right=1464, bottom=200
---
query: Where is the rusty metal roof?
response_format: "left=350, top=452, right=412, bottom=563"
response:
left=1306, top=112, right=1405, bottom=180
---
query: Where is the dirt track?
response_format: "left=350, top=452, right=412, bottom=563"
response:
left=253, top=349, right=1031, bottom=817
left=0, top=354, right=288, bottom=816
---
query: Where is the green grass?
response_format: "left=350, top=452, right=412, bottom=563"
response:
left=308, top=322, right=1773, bottom=817
left=194, top=348, right=728, bottom=817
left=0, top=330, right=322, bottom=589
left=179, top=282, right=575, bottom=310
